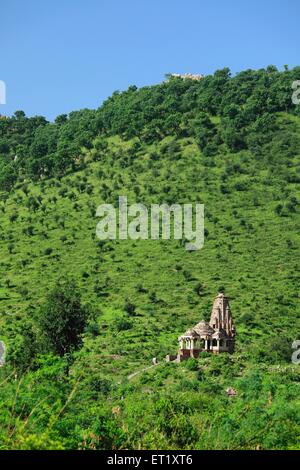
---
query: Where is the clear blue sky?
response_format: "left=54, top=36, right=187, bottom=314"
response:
left=1, top=0, right=299, bottom=121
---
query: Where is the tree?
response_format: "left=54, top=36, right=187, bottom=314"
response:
left=10, top=322, right=39, bottom=372
left=192, top=112, right=220, bottom=156
left=55, top=114, right=68, bottom=125
left=0, top=162, right=17, bottom=191
left=124, top=301, right=136, bottom=316
left=38, top=278, right=88, bottom=356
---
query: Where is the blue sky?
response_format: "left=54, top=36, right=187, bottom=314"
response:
left=1, top=0, right=299, bottom=120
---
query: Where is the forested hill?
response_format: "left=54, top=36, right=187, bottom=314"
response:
left=0, top=67, right=299, bottom=450
left=1, top=66, right=300, bottom=189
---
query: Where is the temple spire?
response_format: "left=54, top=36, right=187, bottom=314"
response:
left=209, top=292, right=235, bottom=337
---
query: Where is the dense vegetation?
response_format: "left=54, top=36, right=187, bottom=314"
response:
left=0, top=66, right=299, bottom=449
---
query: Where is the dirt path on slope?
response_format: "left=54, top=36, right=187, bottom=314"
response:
left=127, top=361, right=162, bottom=380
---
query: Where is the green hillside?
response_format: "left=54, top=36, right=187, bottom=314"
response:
left=0, top=67, right=299, bottom=449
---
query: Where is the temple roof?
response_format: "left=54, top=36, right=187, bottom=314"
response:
left=178, top=328, right=199, bottom=340
left=194, top=320, right=214, bottom=336
left=178, top=292, right=236, bottom=344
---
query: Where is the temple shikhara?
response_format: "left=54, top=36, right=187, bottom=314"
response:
left=176, top=293, right=236, bottom=360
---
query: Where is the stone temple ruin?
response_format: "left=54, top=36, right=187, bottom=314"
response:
left=166, top=293, right=236, bottom=362
left=170, top=73, right=204, bottom=81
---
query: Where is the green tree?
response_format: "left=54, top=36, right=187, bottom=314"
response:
left=38, top=278, right=88, bottom=356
